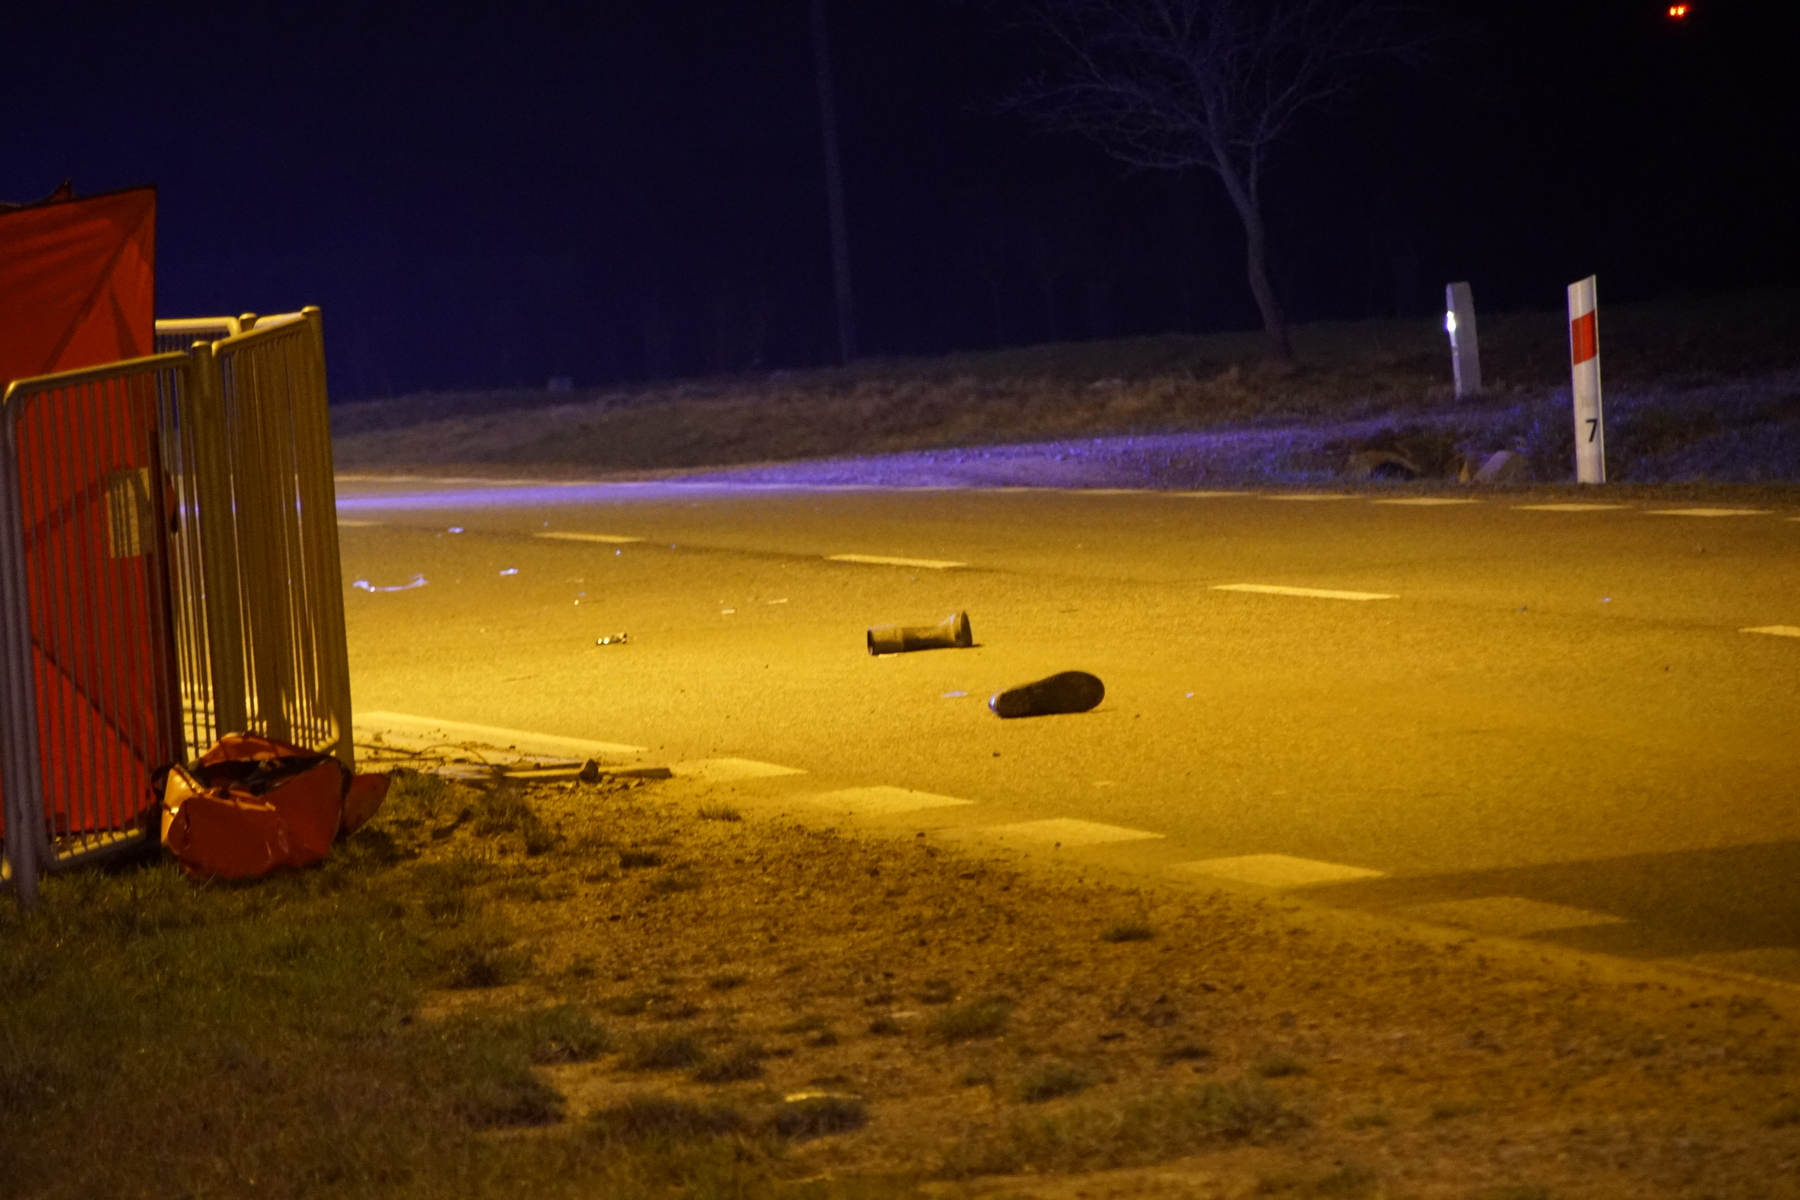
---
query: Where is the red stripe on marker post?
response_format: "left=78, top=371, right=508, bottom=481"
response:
left=1570, top=312, right=1598, bottom=365
left=1566, top=276, right=1605, bottom=484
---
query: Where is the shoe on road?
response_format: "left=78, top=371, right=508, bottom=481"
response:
left=988, top=671, right=1105, bottom=719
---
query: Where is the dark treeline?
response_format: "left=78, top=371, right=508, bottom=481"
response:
left=5, top=0, right=1794, bottom=398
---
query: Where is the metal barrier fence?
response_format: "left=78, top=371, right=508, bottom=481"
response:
left=1, top=307, right=349, bottom=905
left=152, top=316, right=241, bottom=356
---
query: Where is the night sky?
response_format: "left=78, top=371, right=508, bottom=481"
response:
left=7, top=1, right=1796, bottom=398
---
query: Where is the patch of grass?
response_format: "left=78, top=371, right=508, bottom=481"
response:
left=1766, top=1100, right=1800, bottom=1129
left=410, top=848, right=487, bottom=922
left=947, top=1079, right=1297, bottom=1176
left=647, top=868, right=703, bottom=895
left=587, top=1094, right=748, bottom=1144
left=780, top=1014, right=841, bottom=1046
left=1345, top=1107, right=1392, bottom=1130
left=698, top=804, right=743, bottom=822
left=471, top=787, right=559, bottom=854
left=620, top=1031, right=709, bottom=1072
left=1018, top=1062, right=1094, bottom=1103
left=498, top=1005, right=611, bottom=1064
left=618, top=849, right=664, bottom=869
left=1100, top=923, right=1154, bottom=943
left=436, top=929, right=531, bottom=989
left=918, top=977, right=957, bottom=1005
left=693, top=1042, right=768, bottom=1083
left=928, top=997, right=1010, bottom=1044
left=1311, top=1165, right=1380, bottom=1197
left=773, top=1093, right=869, bottom=1139
left=1160, top=1042, right=1212, bottom=1065
left=1255, top=1053, right=1307, bottom=1079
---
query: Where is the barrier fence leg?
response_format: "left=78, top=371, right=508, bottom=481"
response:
left=188, top=342, right=249, bottom=738
left=1567, top=275, right=1606, bottom=484
left=0, top=422, right=42, bottom=908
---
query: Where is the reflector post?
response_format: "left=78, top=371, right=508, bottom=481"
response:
left=1567, top=275, right=1605, bottom=484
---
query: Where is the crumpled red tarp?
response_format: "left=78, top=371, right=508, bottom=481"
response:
left=0, top=184, right=156, bottom=388
left=159, top=734, right=390, bottom=880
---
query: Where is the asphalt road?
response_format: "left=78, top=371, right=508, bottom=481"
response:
left=335, top=478, right=1800, bottom=985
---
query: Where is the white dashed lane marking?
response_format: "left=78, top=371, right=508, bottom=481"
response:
left=1172, top=854, right=1384, bottom=888
left=1514, top=503, right=1629, bottom=512
left=1372, top=498, right=1481, bottom=507
left=1169, top=490, right=1253, bottom=498
left=977, top=818, right=1164, bottom=846
left=355, top=712, right=646, bottom=757
left=1390, top=896, right=1624, bottom=937
left=827, top=553, right=966, bottom=570
left=1213, top=583, right=1396, bottom=602
left=537, top=531, right=644, bottom=544
left=1742, top=625, right=1800, bottom=639
left=808, top=786, right=974, bottom=815
left=1649, top=508, right=1771, bottom=518
left=1265, top=493, right=1355, bottom=501
left=338, top=519, right=381, bottom=527
left=670, top=758, right=807, bottom=782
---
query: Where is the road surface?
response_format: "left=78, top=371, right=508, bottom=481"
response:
left=335, top=477, right=1800, bottom=985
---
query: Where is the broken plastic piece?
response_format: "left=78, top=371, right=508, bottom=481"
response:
left=500, top=567, right=519, bottom=576
left=867, top=611, right=973, bottom=655
left=353, top=574, right=427, bottom=592
left=989, top=671, right=1105, bottom=719
left=596, top=632, right=629, bottom=645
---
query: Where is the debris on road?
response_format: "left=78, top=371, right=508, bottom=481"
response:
left=596, top=632, right=629, bottom=645
left=352, top=574, right=427, bottom=593
left=866, top=610, right=974, bottom=655
left=1342, top=449, right=1422, bottom=480
left=1470, top=448, right=1530, bottom=484
left=989, top=670, right=1105, bottom=718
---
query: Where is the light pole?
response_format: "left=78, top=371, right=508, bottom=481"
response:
left=811, top=0, right=857, bottom=364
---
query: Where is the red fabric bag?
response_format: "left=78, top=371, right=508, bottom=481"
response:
left=158, top=734, right=388, bottom=879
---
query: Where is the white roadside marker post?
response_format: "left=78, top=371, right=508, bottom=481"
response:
left=1567, top=275, right=1605, bottom=483
left=1445, top=281, right=1481, bottom=397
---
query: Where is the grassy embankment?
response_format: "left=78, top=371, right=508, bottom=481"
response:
left=6, top=769, right=1799, bottom=1199
left=330, top=290, right=1800, bottom=483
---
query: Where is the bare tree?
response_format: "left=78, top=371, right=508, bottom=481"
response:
left=1015, top=0, right=1420, bottom=362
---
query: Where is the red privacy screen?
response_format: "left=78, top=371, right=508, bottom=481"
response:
left=0, top=186, right=156, bottom=387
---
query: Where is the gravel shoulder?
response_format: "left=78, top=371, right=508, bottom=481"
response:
left=363, top=735, right=1800, bottom=1199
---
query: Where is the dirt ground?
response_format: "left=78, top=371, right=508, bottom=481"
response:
left=359, top=740, right=1800, bottom=1200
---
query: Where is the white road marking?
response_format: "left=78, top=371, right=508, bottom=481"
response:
left=355, top=712, right=646, bottom=758
left=1742, top=625, right=1800, bottom=639
left=827, top=553, right=966, bottom=570
left=1649, top=508, right=1771, bottom=518
left=669, top=758, right=807, bottom=782
left=1265, top=493, right=1355, bottom=501
left=1372, top=498, right=1481, bottom=507
left=808, top=785, right=974, bottom=815
left=1076, top=488, right=1138, bottom=496
left=1515, top=503, right=1629, bottom=512
left=977, top=818, right=1164, bottom=846
left=1169, top=490, right=1254, bottom=498
left=536, top=531, right=644, bottom=544
left=1172, top=854, right=1384, bottom=889
left=337, top=519, right=381, bottom=527
left=1390, top=896, right=1624, bottom=937
left=1212, top=583, right=1396, bottom=602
